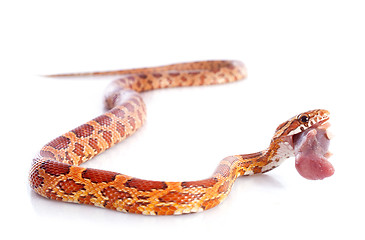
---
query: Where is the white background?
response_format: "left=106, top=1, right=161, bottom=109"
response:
left=1, top=1, right=364, bottom=239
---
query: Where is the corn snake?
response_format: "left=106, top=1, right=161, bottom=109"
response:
left=29, top=60, right=332, bottom=215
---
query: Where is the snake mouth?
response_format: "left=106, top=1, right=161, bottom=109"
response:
left=292, top=119, right=334, bottom=180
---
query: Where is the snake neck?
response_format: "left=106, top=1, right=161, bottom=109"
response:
left=188, top=141, right=294, bottom=212
left=221, top=139, right=294, bottom=178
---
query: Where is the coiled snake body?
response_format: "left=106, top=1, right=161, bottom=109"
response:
left=29, top=60, right=331, bottom=215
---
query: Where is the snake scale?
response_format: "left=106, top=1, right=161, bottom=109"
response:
left=29, top=60, right=331, bottom=215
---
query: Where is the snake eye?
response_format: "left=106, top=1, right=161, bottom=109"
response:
left=298, top=114, right=309, bottom=123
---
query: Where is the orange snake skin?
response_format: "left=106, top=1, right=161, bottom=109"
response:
left=29, top=60, right=330, bottom=215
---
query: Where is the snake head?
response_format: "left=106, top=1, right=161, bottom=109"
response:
left=273, top=109, right=330, bottom=141
left=273, top=109, right=333, bottom=180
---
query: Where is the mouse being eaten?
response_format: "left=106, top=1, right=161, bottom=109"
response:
left=293, top=121, right=334, bottom=180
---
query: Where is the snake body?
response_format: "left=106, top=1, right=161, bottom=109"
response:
left=29, top=60, right=330, bottom=215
